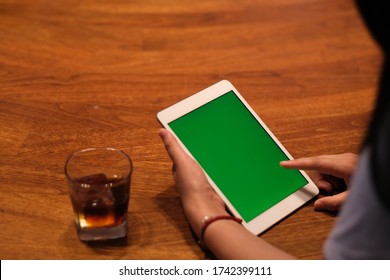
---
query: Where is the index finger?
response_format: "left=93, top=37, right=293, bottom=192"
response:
left=280, top=156, right=346, bottom=179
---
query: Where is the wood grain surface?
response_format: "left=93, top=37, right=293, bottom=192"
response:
left=0, top=0, right=381, bottom=259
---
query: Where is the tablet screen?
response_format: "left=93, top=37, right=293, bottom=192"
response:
left=168, top=90, right=308, bottom=223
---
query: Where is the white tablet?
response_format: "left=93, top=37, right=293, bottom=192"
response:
left=157, top=80, right=319, bottom=235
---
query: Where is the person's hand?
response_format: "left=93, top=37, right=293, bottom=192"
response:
left=159, top=129, right=227, bottom=236
left=280, top=153, right=358, bottom=212
left=160, top=128, right=297, bottom=259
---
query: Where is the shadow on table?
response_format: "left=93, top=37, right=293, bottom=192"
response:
left=154, top=185, right=216, bottom=259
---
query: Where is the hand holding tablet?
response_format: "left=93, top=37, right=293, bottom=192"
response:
left=157, top=80, right=319, bottom=235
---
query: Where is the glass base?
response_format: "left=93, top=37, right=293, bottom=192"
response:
left=76, top=221, right=127, bottom=241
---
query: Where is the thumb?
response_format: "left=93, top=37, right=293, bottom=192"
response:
left=159, top=129, right=188, bottom=165
left=314, top=191, right=349, bottom=212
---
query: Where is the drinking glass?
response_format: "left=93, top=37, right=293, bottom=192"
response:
left=65, top=148, right=132, bottom=241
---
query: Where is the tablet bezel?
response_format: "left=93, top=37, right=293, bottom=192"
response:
left=157, top=80, right=319, bottom=235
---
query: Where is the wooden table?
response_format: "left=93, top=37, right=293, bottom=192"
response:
left=0, top=0, right=381, bottom=259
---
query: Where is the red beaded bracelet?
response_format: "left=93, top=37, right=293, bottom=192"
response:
left=200, top=215, right=243, bottom=247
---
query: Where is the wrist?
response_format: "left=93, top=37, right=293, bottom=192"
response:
left=181, top=196, right=228, bottom=238
left=199, top=215, right=243, bottom=247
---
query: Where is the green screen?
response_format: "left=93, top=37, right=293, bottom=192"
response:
left=168, top=91, right=308, bottom=222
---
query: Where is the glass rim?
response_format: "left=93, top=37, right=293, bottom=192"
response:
left=64, top=147, right=133, bottom=183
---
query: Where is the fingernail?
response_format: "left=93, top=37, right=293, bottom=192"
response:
left=159, top=129, right=166, bottom=138
left=314, top=200, right=323, bottom=209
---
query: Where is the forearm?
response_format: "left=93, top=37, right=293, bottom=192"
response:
left=203, top=219, right=296, bottom=259
left=182, top=195, right=295, bottom=260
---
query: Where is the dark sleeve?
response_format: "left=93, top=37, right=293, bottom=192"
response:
left=371, top=90, right=390, bottom=211
left=356, top=0, right=390, bottom=211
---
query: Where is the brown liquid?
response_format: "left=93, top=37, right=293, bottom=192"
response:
left=71, top=174, right=129, bottom=229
